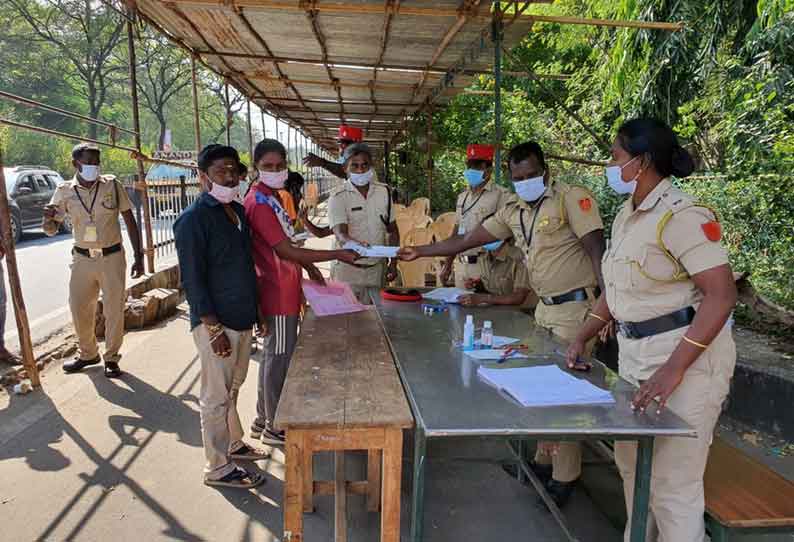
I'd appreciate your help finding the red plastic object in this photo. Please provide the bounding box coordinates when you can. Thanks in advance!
[337,125,363,142]
[381,288,422,302]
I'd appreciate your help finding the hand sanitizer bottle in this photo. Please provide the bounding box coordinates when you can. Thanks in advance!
[481,320,493,348]
[463,314,475,351]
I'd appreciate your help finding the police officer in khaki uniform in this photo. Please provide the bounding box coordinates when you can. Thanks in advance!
[43,143,144,378]
[328,143,398,303]
[399,141,606,507]
[567,119,736,542]
[440,144,509,287]
[457,239,533,307]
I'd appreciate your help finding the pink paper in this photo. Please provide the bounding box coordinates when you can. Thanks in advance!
[302,280,369,317]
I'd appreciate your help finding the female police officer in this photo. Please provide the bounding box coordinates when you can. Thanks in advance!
[566,118,736,542]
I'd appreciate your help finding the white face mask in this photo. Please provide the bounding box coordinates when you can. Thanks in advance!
[349,169,373,187]
[79,164,100,182]
[208,181,240,204]
[606,156,640,195]
[513,175,546,202]
[259,169,288,189]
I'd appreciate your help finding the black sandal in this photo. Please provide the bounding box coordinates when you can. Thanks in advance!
[204,467,265,489]
[104,362,123,378]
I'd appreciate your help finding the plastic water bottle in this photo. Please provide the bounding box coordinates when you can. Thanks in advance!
[481,320,493,348]
[463,315,475,351]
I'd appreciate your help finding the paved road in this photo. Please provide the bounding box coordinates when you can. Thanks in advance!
[3,221,176,351]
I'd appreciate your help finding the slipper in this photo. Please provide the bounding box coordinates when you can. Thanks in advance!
[229,444,271,461]
[204,467,265,489]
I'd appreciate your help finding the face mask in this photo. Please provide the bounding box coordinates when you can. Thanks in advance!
[208,181,240,205]
[606,156,639,195]
[79,164,100,182]
[463,168,485,187]
[335,155,346,165]
[349,169,373,187]
[259,169,288,189]
[513,175,546,202]
[483,240,503,252]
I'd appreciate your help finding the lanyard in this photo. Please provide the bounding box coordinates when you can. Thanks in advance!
[519,197,546,251]
[460,188,486,217]
[73,183,100,221]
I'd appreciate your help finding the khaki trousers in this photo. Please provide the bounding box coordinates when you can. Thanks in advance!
[615,326,735,542]
[193,325,252,481]
[69,250,126,362]
[331,260,384,304]
[453,259,480,289]
[532,297,595,483]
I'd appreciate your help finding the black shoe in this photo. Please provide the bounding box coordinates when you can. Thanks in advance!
[63,356,101,373]
[103,362,123,378]
[542,479,577,509]
[260,428,286,446]
[501,461,553,486]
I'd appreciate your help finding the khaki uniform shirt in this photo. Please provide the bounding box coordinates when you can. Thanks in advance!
[46,175,132,250]
[478,245,530,297]
[328,181,394,284]
[604,178,732,380]
[455,182,509,257]
[482,179,603,297]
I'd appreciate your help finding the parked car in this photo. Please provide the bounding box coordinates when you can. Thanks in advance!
[2,166,69,244]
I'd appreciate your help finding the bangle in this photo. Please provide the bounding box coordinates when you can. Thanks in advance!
[589,312,610,324]
[682,335,708,349]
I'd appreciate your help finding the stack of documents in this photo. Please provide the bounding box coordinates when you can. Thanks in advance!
[302,280,369,317]
[477,365,615,407]
[422,287,472,303]
[342,241,399,258]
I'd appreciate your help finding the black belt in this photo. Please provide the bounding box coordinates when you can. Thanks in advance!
[459,255,479,264]
[541,287,596,306]
[74,243,122,258]
[618,306,696,340]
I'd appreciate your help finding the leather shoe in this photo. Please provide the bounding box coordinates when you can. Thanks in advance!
[542,479,577,509]
[63,356,101,373]
[104,362,123,378]
[501,461,553,486]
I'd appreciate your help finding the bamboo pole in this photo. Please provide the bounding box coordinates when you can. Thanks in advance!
[224,82,231,146]
[493,4,503,184]
[246,100,254,165]
[127,11,155,274]
[426,109,433,209]
[0,149,38,387]
[191,55,202,152]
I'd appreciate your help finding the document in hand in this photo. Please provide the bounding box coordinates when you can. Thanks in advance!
[422,287,473,304]
[342,241,399,258]
[302,280,369,317]
[477,365,615,407]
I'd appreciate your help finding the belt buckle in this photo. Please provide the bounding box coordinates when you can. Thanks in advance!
[618,322,637,339]
[89,248,103,258]
[541,296,553,305]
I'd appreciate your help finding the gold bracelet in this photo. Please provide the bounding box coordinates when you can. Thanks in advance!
[682,335,708,349]
[588,312,610,324]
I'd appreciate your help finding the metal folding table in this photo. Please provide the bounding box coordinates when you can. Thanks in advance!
[370,291,696,542]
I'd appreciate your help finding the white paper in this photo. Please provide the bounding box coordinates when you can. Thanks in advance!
[422,287,473,304]
[342,241,398,258]
[477,365,615,407]
[475,335,520,349]
[292,232,310,242]
[464,349,528,361]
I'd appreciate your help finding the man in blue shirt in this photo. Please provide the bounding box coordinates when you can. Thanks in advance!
[174,144,268,489]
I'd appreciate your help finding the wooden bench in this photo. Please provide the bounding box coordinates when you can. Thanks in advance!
[705,436,794,541]
[275,309,414,542]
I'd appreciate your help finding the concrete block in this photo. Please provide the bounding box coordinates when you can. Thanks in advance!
[147,288,181,321]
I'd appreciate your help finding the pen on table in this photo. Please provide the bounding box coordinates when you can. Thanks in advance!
[498,344,529,363]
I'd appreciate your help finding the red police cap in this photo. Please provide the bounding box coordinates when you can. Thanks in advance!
[466,144,495,161]
[337,125,363,142]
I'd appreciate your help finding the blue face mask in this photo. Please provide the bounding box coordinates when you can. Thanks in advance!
[464,168,485,187]
[513,174,546,202]
[482,240,503,252]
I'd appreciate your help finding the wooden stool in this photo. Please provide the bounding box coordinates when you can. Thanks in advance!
[276,310,413,542]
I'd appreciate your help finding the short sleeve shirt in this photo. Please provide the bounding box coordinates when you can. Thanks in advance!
[244,183,302,316]
[482,179,603,297]
[478,245,531,297]
[455,182,509,256]
[603,178,729,324]
[328,181,393,247]
[48,175,132,249]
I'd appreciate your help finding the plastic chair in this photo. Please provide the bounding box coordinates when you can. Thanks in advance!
[430,212,457,242]
[397,228,437,287]
[409,197,430,218]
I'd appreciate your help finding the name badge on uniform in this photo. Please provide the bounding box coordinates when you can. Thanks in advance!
[458,225,466,235]
[83,222,98,243]
[351,206,363,212]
